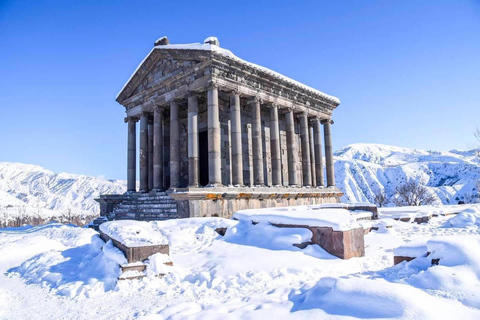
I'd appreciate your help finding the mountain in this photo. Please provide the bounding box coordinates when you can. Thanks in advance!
[335,143,480,205]
[1,143,479,226]
[0,162,126,227]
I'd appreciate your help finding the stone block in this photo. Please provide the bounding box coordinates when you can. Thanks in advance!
[315,226,365,259]
[272,223,364,260]
[100,232,169,263]
[393,256,416,265]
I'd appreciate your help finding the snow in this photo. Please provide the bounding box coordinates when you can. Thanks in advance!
[334,143,480,205]
[100,220,168,247]
[393,239,428,257]
[379,204,480,221]
[117,41,340,105]
[2,142,478,227]
[443,206,480,228]
[0,162,126,226]
[2,209,480,319]
[234,205,360,231]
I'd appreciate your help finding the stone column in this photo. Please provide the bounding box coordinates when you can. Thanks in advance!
[230,92,243,186]
[127,117,137,192]
[188,94,199,187]
[285,109,298,186]
[169,100,180,188]
[270,104,282,186]
[148,120,154,191]
[139,112,149,192]
[251,98,264,186]
[309,124,316,187]
[322,119,335,187]
[153,107,164,191]
[313,118,324,187]
[207,84,222,185]
[300,112,312,186]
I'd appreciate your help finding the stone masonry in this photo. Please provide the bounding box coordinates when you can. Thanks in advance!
[97,36,343,220]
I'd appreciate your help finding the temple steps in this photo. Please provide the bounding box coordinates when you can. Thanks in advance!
[111,192,179,221]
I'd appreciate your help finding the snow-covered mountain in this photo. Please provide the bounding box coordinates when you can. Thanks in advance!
[0,162,126,226]
[0,143,478,226]
[335,143,480,205]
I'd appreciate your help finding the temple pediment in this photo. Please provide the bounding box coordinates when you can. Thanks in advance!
[117,49,209,104]
[116,37,340,114]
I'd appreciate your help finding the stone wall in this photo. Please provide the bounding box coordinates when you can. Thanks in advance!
[170,187,342,218]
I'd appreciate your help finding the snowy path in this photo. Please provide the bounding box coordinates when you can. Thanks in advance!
[1,211,480,319]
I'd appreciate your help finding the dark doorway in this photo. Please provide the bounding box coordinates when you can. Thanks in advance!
[199,130,209,186]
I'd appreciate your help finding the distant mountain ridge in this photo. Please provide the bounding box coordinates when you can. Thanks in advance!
[0,143,479,226]
[0,162,126,226]
[335,143,480,205]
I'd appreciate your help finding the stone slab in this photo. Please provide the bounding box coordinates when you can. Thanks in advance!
[100,231,169,263]
[271,223,364,260]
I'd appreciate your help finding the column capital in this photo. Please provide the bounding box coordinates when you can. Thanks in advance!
[140,111,150,117]
[264,101,278,109]
[229,89,241,97]
[187,91,200,99]
[207,81,219,90]
[124,116,139,123]
[321,119,334,125]
[247,96,262,105]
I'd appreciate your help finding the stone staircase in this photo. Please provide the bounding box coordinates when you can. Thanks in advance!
[110,192,179,221]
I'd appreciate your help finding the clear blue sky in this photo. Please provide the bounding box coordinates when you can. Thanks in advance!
[1,0,479,180]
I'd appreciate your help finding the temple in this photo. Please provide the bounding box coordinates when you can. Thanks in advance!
[97,36,343,220]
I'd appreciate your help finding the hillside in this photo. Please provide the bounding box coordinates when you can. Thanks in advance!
[1,143,478,226]
[0,162,126,226]
[335,143,480,205]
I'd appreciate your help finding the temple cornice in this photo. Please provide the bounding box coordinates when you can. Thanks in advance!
[116,44,340,115]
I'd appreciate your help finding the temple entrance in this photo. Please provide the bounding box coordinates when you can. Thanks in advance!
[199,130,209,186]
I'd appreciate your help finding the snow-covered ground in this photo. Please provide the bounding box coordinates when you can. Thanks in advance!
[2,205,480,319]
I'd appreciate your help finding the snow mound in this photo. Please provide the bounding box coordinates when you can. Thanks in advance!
[294,276,480,318]
[224,220,312,250]
[233,205,360,231]
[100,220,168,247]
[379,235,480,310]
[393,239,428,257]
[8,231,126,298]
[443,207,480,228]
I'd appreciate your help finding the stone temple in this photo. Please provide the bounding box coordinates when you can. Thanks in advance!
[97,36,343,220]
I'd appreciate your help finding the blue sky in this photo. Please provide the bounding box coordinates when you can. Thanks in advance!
[1,0,479,180]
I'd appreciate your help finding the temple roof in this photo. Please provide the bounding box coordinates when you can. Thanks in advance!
[117,37,340,107]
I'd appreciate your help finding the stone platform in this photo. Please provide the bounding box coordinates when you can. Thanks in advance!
[166,186,342,218]
[97,186,342,220]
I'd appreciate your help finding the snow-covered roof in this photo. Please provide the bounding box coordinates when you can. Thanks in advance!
[117,40,340,106]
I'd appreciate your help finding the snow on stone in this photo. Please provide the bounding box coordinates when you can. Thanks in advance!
[443,206,480,228]
[379,204,480,221]
[393,239,428,257]
[99,220,168,247]
[233,205,360,231]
